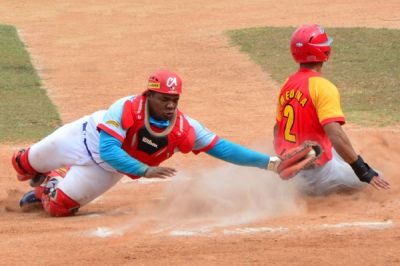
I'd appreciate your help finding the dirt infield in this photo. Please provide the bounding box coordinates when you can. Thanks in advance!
[0,1,399,265]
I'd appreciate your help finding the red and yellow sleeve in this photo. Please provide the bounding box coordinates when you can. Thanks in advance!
[309,77,345,126]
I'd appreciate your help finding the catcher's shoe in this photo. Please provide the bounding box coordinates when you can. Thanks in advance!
[19,184,49,211]
[19,190,42,211]
[19,174,63,212]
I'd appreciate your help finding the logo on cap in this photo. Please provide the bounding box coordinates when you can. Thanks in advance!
[166,77,178,90]
[148,82,160,89]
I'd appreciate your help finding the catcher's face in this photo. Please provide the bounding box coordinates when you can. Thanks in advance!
[147,91,180,121]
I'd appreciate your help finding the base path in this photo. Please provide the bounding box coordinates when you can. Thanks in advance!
[0,1,399,265]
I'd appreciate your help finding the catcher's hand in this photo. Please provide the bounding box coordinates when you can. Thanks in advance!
[275,141,323,180]
[144,166,176,179]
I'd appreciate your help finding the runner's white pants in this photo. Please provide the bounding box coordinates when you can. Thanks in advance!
[298,148,367,195]
[28,117,123,206]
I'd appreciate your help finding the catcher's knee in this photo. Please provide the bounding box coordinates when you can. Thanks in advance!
[41,188,80,217]
[12,148,41,181]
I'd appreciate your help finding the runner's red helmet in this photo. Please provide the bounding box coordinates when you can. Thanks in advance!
[147,70,182,95]
[290,24,333,63]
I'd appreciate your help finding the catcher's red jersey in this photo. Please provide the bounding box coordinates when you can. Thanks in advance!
[274,68,345,165]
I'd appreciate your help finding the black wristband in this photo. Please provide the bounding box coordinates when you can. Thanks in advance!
[349,155,378,183]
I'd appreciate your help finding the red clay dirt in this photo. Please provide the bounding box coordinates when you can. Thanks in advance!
[0,1,399,265]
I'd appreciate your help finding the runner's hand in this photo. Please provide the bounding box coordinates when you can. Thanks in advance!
[370,175,390,190]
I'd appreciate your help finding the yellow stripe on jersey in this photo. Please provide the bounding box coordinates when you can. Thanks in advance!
[276,78,289,122]
[308,77,345,125]
[276,102,281,121]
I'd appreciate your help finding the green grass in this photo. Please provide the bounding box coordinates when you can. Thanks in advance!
[227,27,400,126]
[0,25,61,142]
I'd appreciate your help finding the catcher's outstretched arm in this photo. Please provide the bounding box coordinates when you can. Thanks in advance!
[323,122,390,190]
[206,138,276,170]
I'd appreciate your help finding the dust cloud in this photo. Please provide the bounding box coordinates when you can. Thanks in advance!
[153,164,306,229]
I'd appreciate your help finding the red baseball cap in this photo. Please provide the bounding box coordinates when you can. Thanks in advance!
[147,70,182,94]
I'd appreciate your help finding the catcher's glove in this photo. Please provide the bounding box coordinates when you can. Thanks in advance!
[276,141,323,179]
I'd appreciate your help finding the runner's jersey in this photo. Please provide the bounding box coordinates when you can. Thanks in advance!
[84,96,219,172]
[275,68,345,165]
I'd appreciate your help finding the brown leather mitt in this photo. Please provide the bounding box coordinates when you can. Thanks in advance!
[277,141,323,179]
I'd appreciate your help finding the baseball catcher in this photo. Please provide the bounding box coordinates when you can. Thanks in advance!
[12,70,296,216]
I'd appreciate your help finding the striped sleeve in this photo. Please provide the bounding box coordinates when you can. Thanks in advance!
[309,77,345,126]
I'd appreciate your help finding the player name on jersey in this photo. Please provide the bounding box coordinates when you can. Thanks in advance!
[279,89,308,107]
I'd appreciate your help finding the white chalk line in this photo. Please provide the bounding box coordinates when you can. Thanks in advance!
[167,220,394,237]
[85,220,394,238]
[223,226,289,235]
[320,220,393,229]
[90,227,124,238]
[170,228,211,236]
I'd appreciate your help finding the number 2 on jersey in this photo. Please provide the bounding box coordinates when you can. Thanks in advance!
[283,105,296,142]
